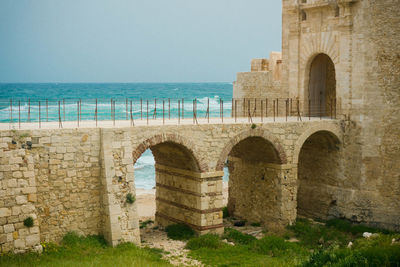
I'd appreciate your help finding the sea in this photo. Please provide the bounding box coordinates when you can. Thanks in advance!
[0,83,232,189]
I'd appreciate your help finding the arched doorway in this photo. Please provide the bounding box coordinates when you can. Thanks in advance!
[307,54,336,117]
[225,136,285,229]
[297,131,342,220]
[132,136,213,233]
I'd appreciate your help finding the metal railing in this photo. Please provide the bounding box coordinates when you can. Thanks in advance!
[0,97,341,129]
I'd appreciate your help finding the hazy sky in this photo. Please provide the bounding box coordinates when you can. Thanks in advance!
[0,1,281,83]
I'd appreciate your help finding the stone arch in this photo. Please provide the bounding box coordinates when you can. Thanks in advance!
[293,123,342,165]
[296,125,343,221]
[215,129,287,171]
[132,133,208,172]
[217,129,289,229]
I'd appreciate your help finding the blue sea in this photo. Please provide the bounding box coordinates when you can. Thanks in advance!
[0,83,231,188]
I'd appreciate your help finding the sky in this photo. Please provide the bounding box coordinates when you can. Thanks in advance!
[0,0,282,83]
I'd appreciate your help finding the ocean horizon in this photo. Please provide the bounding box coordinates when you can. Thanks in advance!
[0,82,232,189]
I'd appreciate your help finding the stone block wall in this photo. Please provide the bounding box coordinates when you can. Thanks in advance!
[0,134,40,253]
[1,120,350,253]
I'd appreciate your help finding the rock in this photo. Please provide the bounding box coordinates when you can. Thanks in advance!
[363,232,372,238]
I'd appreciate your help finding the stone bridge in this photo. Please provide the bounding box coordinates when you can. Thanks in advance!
[0,119,343,252]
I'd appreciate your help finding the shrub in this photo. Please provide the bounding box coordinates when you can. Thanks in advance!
[250,222,261,227]
[251,124,257,129]
[62,232,107,248]
[186,234,223,250]
[165,224,196,240]
[23,217,34,228]
[223,228,256,245]
[126,193,135,204]
[250,235,302,257]
[222,207,229,218]
[140,219,154,229]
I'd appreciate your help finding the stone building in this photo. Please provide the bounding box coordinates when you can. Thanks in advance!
[232,0,400,230]
[0,0,399,253]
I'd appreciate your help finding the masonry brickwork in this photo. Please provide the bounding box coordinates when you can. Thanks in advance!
[0,121,342,252]
[232,0,399,231]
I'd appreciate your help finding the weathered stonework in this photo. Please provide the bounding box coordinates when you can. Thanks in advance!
[0,120,343,252]
[233,0,400,232]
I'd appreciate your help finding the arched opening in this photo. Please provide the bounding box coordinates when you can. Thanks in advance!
[297,131,342,220]
[133,139,202,232]
[226,136,284,228]
[307,54,336,117]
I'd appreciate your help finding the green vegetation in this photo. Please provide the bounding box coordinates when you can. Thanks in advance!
[1,219,399,267]
[165,224,196,240]
[223,228,256,245]
[0,232,172,267]
[251,123,257,129]
[186,218,400,267]
[23,217,34,228]
[250,222,261,227]
[222,206,229,218]
[140,219,154,229]
[126,193,135,204]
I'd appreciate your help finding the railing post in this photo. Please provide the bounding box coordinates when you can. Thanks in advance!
[147,100,149,125]
[77,101,80,127]
[18,100,20,129]
[309,100,311,120]
[130,100,134,126]
[231,98,234,118]
[126,98,128,120]
[285,98,288,122]
[63,99,65,121]
[248,99,250,122]
[178,100,180,125]
[297,99,302,122]
[265,98,268,118]
[273,100,276,122]
[207,98,210,123]
[140,99,143,120]
[28,99,31,123]
[58,101,62,129]
[95,99,98,127]
[182,98,184,120]
[276,98,279,118]
[235,100,237,122]
[222,100,224,123]
[39,101,41,128]
[153,99,157,120]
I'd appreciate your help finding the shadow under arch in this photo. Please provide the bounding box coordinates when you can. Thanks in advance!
[296,128,343,221]
[215,129,287,171]
[132,133,208,172]
[216,129,290,229]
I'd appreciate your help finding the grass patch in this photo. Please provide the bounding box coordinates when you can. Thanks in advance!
[249,236,307,257]
[303,234,400,267]
[0,232,172,267]
[223,228,256,245]
[326,218,392,235]
[287,218,351,248]
[165,224,196,240]
[186,234,223,250]
[250,222,261,227]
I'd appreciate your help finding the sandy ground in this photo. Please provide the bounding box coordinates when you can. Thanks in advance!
[136,182,228,266]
